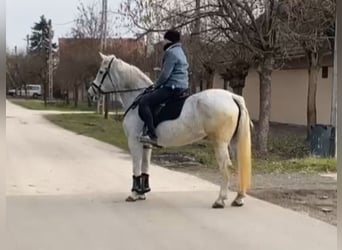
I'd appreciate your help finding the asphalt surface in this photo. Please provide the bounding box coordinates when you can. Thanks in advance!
[6,100,336,250]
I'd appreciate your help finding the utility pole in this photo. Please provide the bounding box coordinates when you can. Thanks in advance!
[101,0,108,51]
[189,0,201,94]
[47,19,54,102]
[26,35,30,54]
[98,0,108,115]
[194,0,201,36]
[331,20,337,158]
[101,0,110,119]
[14,46,19,96]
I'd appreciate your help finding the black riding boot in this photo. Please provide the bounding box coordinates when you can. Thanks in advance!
[141,173,151,193]
[131,175,143,194]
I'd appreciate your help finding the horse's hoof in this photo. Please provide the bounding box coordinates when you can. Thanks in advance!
[125,196,137,202]
[137,195,146,201]
[231,200,244,207]
[125,194,146,202]
[212,202,225,209]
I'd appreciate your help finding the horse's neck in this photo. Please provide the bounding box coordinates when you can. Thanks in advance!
[112,64,152,110]
[119,91,144,111]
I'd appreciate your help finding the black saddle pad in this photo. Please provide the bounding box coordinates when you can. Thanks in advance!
[127,88,190,129]
[152,95,189,127]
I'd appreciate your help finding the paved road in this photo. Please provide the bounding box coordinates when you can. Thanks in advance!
[6,100,336,250]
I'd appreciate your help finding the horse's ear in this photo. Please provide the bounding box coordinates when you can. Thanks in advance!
[99,52,105,60]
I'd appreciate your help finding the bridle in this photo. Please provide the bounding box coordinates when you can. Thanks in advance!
[91,58,146,95]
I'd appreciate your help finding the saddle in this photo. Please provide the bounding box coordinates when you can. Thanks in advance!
[126,88,190,129]
[150,88,190,127]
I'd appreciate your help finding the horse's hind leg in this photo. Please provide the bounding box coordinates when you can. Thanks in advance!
[212,142,231,209]
[228,139,246,207]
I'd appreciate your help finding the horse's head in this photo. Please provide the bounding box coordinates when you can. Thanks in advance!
[88,52,118,99]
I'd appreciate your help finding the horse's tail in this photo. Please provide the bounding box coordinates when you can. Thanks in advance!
[231,94,252,194]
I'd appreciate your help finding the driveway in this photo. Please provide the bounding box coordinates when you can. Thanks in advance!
[6,100,336,250]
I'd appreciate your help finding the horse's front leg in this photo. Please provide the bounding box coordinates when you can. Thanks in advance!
[125,137,146,202]
[141,144,152,193]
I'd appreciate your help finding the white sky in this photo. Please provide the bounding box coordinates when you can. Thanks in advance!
[6,0,124,52]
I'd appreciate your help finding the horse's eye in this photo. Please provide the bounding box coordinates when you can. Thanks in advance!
[99,70,104,74]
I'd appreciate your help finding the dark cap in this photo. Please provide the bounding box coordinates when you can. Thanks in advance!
[164,30,180,43]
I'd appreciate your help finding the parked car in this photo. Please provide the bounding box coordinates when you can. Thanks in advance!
[7,84,42,98]
[7,88,16,96]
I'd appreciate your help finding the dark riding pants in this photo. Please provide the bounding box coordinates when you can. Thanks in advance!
[138,87,183,138]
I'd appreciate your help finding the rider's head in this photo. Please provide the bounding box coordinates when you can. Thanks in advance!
[164,29,180,44]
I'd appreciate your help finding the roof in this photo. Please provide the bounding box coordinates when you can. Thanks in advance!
[58,37,146,62]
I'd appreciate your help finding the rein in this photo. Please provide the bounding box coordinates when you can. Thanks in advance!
[91,83,146,95]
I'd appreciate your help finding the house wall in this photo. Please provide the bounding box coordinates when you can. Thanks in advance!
[213,67,333,125]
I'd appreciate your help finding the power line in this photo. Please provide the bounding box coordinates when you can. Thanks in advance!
[54,20,76,26]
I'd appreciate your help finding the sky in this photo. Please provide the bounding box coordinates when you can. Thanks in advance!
[6,0,123,52]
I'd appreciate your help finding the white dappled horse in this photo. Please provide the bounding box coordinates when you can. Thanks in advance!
[88,53,252,208]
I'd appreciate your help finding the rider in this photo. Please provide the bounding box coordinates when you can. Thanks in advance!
[138,29,189,145]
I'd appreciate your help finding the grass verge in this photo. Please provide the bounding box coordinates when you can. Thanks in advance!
[10,99,96,111]
[45,113,337,174]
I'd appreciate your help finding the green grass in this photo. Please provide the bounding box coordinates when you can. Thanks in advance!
[252,157,336,174]
[45,113,337,174]
[46,113,128,150]
[10,99,96,111]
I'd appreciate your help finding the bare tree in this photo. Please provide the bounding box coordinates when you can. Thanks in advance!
[70,1,114,39]
[119,0,228,92]
[200,41,254,95]
[29,52,50,99]
[286,0,335,137]
[7,51,47,98]
[181,37,218,90]
[56,39,101,107]
[66,1,117,113]
[204,0,293,155]
[6,52,25,91]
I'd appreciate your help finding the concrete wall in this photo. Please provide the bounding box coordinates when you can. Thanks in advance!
[213,67,333,125]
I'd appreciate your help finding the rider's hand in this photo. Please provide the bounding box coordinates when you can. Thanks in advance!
[146,84,155,91]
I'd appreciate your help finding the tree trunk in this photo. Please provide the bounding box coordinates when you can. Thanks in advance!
[43,81,47,107]
[24,83,28,100]
[66,90,70,105]
[232,86,243,96]
[87,94,92,107]
[200,79,204,91]
[104,94,109,119]
[190,74,197,94]
[222,63,249,95]
[306,51,320,138]
[188,0,201,94]
[229,77,246,96]
[205,68,215,89]
[223,79,229,90]
[257,56,274,156]
[74,85,79,108]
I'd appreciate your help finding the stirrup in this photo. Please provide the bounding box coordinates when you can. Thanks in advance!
[138,135,162,148]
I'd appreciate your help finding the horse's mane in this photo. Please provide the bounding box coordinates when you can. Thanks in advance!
[114,57,154,86]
